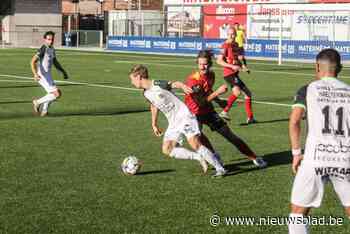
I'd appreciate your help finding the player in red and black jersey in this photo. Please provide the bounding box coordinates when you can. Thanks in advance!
[216,26,256,124]
[184,50,267,168]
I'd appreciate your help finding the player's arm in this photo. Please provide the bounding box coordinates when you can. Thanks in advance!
[170,81,193,94]
[216,54,241,72]
[289,85,307,174]
[30,54,40,81]
[53,57,69,79]
[207,85,227,102]
[150,104,162,137]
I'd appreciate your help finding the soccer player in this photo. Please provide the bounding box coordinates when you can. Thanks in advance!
[288,49,350,234]
[129,65,226,177]
[233,22,249,73]
[31,31,69,116]
[216,26,256,124]
[184,50,267,168]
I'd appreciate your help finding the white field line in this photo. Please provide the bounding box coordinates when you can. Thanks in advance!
[0,73,292,107]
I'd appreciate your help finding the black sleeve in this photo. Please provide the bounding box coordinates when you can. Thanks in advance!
[36,45,46,60]
[153,80,171,90]
[293,85,308,109]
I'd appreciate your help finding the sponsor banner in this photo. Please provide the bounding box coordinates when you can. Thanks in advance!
[164,0,308,5]
[108,36,350,60]
[247,4,350,41]
[310,0,350,2]
[108,36,211,54]
[245,39,350,59]
[203,4,247,39]
[166,6,201,37]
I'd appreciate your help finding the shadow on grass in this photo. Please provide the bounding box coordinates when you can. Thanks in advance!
[0,108,149,120]
[224,150,291,177]
[137,169,175,175]
[0,100,32,104]
[52,108,149,117]
[239,118,289,126]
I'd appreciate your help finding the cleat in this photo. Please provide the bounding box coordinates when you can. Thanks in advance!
[253,157,267,168]
[212,169,227,178]
[247,118,257,125]
[32,100,40,115]
[199,157,208,174]
[40,111,48,117]
[219,111,231,121]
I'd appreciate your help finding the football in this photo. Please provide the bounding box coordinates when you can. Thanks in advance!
[121,156,141,175]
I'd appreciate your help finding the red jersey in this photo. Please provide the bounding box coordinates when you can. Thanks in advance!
[220,40,240,77]
[184,71,215,115]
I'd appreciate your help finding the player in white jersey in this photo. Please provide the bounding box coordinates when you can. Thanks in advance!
[288,49,350,234]
[129,65,226,177]
[30,31,69,116]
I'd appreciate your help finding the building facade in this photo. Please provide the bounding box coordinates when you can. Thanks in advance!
[1,0,62,47]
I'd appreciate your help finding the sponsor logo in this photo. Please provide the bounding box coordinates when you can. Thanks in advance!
[314,167,350,180]
[316,142,350,154]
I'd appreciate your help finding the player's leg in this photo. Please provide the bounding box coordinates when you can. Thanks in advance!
[239,81,256,124]
[330,176,350,219]
[289,164,325,234]
[196,114,223,164]
[187,134,226,176]
[220,76,241,120]
[162,129,208,173]
[40,89,61,116]
[33,75,60,116]
[216,125,267,168]
[289,204,311,234]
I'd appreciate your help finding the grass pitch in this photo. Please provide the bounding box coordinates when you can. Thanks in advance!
[0,48,349,233]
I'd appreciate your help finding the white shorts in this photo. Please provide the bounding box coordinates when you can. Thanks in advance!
[38,73,58,93]
[291,162,350,208]
[163,115,201,144]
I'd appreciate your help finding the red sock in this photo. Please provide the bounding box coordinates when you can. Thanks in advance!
[224,94,237,112]
[245,97,253,119]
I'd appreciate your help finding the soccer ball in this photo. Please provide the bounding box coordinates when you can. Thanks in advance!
[121,156,141,175]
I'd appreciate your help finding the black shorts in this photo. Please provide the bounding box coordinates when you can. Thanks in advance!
[224,74,249,94]
[196,112,226,132]
[237,47,245,56]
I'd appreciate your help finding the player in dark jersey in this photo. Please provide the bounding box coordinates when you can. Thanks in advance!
[216,26,256,124]
[30,31,68,116]
[184,50,267,168]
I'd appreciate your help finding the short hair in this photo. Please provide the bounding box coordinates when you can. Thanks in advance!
[129,65,149,79]
[43,31,55,39]
[316,48,342,74]
[197,50,213,68]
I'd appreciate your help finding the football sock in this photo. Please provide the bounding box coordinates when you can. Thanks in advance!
[245,97,253,119]
[288,213,308,234]
[214,152,222,163]
[41,101,52,113]
[169,147,201,161]
[243,58,247,66]
[197,145,225,171]
[37,93,56,105]
[233,137,255,157]
[223,94,237,112]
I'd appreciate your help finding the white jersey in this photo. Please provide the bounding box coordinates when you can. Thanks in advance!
[36,45,56,75]
[143,80,194,125]
[293,77,350,168]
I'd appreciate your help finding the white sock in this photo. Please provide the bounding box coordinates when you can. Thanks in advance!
[37,93,56,105]
[288,213,308,234]
[169,147,201,161]
[41,101,52,113]
[214,152,223,164]
[197,145,225,171]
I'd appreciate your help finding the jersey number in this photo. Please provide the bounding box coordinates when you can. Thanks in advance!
[321,106,345,136]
